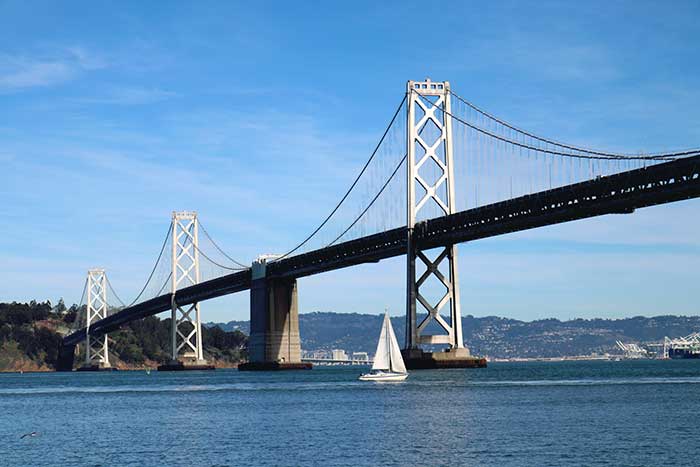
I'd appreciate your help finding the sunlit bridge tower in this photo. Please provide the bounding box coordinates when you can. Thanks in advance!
[158,211,214,371]
[78,268,112,371]
[403,79,485,369]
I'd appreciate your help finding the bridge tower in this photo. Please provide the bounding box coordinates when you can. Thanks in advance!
[158,211,213,371]
[78,268,112,371]
[403,79,485,369]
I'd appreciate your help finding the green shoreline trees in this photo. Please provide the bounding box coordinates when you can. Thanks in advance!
[0,301,247,370]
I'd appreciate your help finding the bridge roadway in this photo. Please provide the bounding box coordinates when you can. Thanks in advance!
[63,155,700,346]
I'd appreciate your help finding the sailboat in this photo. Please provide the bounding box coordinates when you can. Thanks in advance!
[359,311,408,382]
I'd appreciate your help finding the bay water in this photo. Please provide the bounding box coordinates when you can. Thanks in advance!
[1,360,699,466]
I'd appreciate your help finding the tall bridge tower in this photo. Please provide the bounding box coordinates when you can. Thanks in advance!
[403,79,484,368]
[158,211,213,371]
[80,268,112,370]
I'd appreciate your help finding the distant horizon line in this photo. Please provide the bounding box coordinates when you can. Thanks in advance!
[204,310,700,324]
[5,299,696,325]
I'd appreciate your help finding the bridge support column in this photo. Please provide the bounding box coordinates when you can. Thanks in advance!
[239,258,311,371]
[158,211,214,371]
[56,343,76,372]
[403,79,486,369]
[78,269,115,371]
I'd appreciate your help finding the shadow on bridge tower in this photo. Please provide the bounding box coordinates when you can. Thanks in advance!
[238,256,311,371]
[402,79,486,369]
[158,211,214,371]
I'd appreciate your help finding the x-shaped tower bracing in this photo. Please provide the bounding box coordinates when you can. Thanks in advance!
[85,268,111,368]
[406,79,464,350]
[170,211,205,363]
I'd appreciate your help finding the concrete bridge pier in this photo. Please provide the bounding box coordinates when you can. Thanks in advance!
[56,343,76,372]
[238,258,311,371]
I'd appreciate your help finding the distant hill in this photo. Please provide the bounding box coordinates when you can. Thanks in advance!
[9,299,697,370]
[207,312,700,358]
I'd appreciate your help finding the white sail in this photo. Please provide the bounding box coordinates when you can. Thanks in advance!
[371,312,406,374]
[360,312,409,381]
[387,314,407,374]
[371,313,390,371]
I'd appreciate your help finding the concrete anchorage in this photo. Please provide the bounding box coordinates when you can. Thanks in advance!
[158,211,214,371]
[238,257,311,371]
[78,269,115,371]
[403,79,486,369]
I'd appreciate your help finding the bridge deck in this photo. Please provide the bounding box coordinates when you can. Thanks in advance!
[64,155,700,346]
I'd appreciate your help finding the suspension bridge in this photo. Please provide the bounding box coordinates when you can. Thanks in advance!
[60,79,700,371]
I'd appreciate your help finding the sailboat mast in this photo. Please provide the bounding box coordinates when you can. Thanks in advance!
[385,311,391,369]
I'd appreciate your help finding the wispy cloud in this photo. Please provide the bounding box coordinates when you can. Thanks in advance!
[0,47,107,91]
[76,86,177,105]
[0,57,73,89]
[453,26,621,84]
[64,46,108,70]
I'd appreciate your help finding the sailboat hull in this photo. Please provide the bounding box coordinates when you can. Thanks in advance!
[361,312,408,382]
[358,372,408,382]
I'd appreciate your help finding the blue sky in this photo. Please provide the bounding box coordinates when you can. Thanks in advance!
[1,1,699,323]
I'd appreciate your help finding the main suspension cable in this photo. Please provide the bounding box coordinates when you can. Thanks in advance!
[71,278,89,332]
[450,90,700,159]
[124,223,173,307]
[273,94,407,262]
[417,91,697,161]
[328,153,407,247]
[105,276,126,308]
[77,276,88,308]
[189,237,247,272]
[156,272,172,296]
[198,221,249,268]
